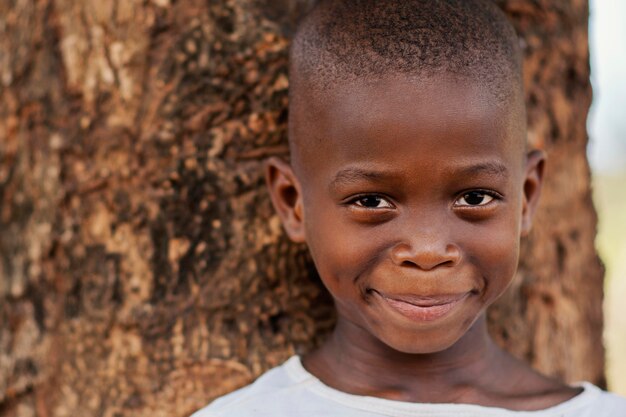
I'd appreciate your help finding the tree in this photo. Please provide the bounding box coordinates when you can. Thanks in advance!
[0,0,602,416]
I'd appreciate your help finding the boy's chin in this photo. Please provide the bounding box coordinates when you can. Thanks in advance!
[368,315,486,356]
[376,329,468,355]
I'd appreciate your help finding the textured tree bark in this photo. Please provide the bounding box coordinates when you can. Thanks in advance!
[0,0,602,416]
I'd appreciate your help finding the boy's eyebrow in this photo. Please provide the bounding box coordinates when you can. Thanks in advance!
[329,162,509,189]
[456,161,509,178]
[329,168,397,189]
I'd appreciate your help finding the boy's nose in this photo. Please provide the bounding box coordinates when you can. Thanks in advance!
[389,239,461,271]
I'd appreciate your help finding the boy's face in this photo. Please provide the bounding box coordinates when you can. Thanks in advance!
[267,75,544,354]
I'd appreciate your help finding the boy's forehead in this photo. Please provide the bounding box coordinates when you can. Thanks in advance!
[321,75,505,122]
[288,74,526,171]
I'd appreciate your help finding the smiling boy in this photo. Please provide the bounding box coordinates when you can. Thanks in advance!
[192,0,626,415]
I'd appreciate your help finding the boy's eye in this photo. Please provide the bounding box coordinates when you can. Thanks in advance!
[352,195,393,209]
[455,191,495,206]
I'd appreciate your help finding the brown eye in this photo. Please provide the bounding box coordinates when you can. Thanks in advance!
[353,195,393,209]
[456,191,494,206]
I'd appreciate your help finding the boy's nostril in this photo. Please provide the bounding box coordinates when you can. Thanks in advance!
[391,241,461,270]
[401,259,418,268]
[407,258,455,271]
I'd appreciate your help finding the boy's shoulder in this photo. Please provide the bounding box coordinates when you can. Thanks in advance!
[190,356,626,417]
[584,388,626,417]
[190,356,319,417]
[190,355,383,417]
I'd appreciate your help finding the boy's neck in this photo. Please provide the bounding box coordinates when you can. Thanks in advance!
[302,314,578,409]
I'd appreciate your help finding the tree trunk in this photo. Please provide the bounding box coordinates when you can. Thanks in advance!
[0,0,602,416]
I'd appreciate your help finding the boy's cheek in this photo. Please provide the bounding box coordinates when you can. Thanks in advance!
[306,218,371,274]
[462,223,521,297]
[304,213,382,288]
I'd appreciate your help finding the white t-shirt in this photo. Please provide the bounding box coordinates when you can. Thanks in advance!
[192,356,626,417]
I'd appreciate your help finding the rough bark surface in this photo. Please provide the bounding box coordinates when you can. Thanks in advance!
[0,0,602,416]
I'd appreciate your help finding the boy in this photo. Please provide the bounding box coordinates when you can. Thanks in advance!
[193,0,626,415]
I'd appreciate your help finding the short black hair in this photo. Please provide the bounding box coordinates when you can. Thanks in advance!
[289,0,522,104]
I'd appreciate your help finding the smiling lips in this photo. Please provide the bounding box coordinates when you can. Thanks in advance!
[372,290,471,322]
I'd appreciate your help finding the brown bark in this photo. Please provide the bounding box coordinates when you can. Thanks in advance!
[0,0,602,416]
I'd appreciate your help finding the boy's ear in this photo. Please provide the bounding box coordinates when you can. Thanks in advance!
[521,149,546,236]
[264,157,306,243]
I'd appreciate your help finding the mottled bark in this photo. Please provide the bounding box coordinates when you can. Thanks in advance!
[0,0,602,416]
